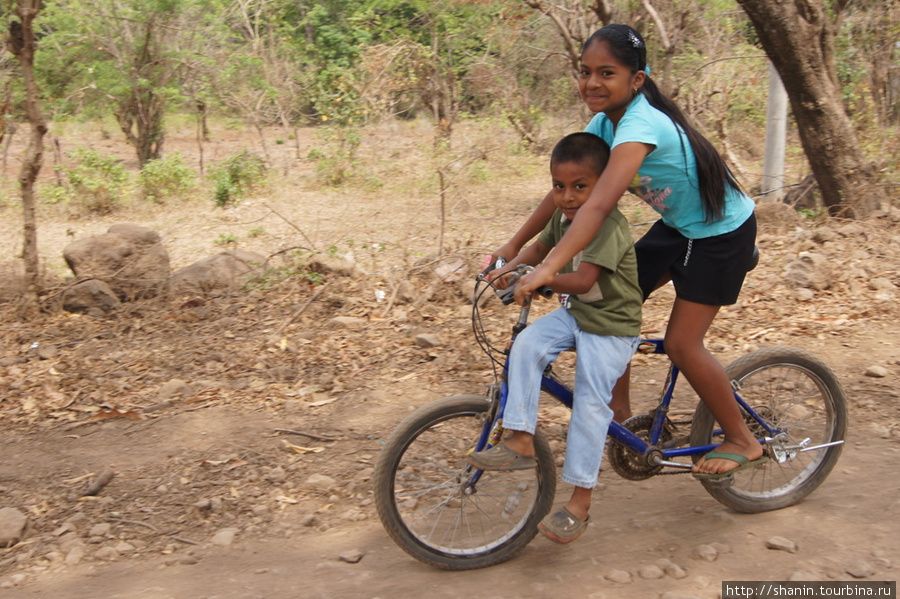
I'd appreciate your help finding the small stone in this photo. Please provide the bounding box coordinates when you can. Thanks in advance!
[865,365,889,378]
[846,561,875,579]
[158,379,189,399]
[414,333,443,348]
[180,555,200,565]
[329,317,366,330]
[88,522,112,538]
[637,564,665,579]
[211,528,238,547]
[266,467,287,483]
[300,514,317,527]
[305,474,337,491]
[94,546,120,560]
[605,569,632,584]
[65,545,85,566]
[693,543,718,562]
[0,508,28,547]
[765,536,798,553]
[114,541,136,553]
[339,549,364,564]
[657,558,687,579]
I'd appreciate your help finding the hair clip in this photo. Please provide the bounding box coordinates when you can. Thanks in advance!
[644,65,651,75]
[628,32,643,48]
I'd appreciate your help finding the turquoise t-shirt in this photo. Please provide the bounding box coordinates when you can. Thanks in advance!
[584,94,754,239]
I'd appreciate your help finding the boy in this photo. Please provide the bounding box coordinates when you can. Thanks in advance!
[467,132,642,543]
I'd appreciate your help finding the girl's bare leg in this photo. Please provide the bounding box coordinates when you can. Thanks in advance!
[664,297,762,475]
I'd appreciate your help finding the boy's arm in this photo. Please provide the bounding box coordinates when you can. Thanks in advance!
[493,240,551,289]
[491,191,555,262]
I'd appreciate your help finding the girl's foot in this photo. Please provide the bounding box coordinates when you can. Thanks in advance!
[693,439,764,475]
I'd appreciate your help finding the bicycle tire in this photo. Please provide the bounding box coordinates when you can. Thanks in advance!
[689,346,847,513]
[373,395,556,570]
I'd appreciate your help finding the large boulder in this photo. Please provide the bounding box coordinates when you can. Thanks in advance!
[63,224,170,301]
[170,249,267,293]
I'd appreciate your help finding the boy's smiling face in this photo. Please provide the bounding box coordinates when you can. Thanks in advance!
[550,159,601,221]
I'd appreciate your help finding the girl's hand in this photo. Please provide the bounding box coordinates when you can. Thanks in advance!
[513,265,555,305]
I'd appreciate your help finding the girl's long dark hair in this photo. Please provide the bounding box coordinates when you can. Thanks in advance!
[585,24,741,222]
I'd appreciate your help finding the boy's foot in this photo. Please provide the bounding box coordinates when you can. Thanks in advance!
[466,443,536,471]
[538,507,589,544]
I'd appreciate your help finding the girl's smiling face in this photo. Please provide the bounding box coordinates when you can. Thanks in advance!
[550,159,601,221]
[578,39,645,125]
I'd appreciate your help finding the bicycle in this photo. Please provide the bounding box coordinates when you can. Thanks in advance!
[373,263,847,570]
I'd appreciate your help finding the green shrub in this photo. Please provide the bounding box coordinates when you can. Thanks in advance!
[61,148,130,214]
[138,152,196,203]
[208,150,267,207]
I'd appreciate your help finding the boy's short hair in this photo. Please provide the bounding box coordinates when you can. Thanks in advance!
[550,132,611,177]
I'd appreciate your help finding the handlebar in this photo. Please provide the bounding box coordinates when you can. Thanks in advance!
[479,258,553,305]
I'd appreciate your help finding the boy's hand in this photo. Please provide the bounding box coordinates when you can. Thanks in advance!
[490,243,520,266]
[514,265,555,305]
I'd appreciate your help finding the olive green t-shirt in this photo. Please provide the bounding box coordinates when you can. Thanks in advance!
[538,208,642,337]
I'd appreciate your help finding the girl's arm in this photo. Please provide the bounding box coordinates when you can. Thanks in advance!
[514,142,651,304]
[549,262,602,296]
[492,190,556,262]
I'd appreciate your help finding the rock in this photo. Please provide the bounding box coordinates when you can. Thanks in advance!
[846,560,875,579]
[307,255,360,278]
[605,569,632,584]
[328,316,366,330]
[170,249,266,293]
[211,528,238,547]
[415,333,443,348]
[114,541,136,553]
[265,467,287,483]
[89,522,112,537]
[765,536,798,553]
[784,252,832,291]
[158,379,189,399]
[94,546,120,560]
[65,545,85,566]
[62,279,121,314]
[637,564,665,579]
[692,543,718,562]
[305,474,338,491]
[0,508,28,547]
[864,365,889,378]
[870,278,896,292]
[64,224,170,300]
[657,558,687,579]
[338,549,364,564]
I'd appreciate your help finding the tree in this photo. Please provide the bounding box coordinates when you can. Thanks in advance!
[39,0,210,166]
[6,0,46,313]
[737,0,879,217]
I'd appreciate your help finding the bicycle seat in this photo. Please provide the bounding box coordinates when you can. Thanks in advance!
[746,246,759,272]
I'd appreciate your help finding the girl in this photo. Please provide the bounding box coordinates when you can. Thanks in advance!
[497,24,764,479]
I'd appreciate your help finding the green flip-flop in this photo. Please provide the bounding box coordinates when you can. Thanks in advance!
[692,450,769,480]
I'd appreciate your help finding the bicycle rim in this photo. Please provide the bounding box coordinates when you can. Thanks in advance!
[374,396,555,569]
[692,347,846,512]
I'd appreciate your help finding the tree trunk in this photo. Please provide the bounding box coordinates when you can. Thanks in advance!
[8,1,47,313]
[737,0,878,218]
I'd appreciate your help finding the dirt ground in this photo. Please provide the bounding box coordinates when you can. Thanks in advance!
[0,120,898,598]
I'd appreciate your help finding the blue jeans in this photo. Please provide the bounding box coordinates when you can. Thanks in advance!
[504,308,638,489]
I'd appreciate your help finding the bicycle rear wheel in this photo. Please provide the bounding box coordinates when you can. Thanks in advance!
[689,346,847,513]
[373,395,556,570]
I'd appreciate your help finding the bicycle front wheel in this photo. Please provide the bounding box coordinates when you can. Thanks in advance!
[373,395,556,570]
[689,347,847,513]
